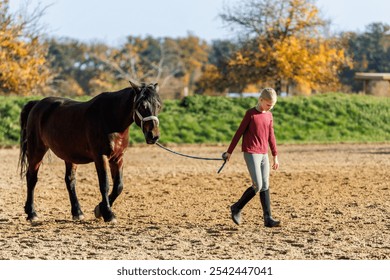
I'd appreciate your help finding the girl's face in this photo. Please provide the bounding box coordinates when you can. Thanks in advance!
[258,98,276,112]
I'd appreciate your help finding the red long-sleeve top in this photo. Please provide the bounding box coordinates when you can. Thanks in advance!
[227,107,278,156]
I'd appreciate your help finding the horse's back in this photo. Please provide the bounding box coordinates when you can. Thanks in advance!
[26,97,95,163]
[33,97,84,112]
[27,97,88,134]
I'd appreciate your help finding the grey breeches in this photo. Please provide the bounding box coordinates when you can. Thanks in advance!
[243,152,270,193]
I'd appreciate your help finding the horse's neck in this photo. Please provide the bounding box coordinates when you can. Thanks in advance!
[96,89,135,132]
[116,90,136,131]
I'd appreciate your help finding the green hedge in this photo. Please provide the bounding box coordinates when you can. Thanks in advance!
[1,93,389,146]
[273,93,390,143]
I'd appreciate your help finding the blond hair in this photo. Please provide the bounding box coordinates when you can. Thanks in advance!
[259,88,277,103]
[255,88,277,111]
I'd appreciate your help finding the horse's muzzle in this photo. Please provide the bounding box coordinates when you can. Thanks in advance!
[145,132,160,144]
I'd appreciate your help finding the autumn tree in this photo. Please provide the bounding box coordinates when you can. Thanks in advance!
[0,0,51,95]
[48,38,118,96]
[88,35,209,98]
[195,40,239,94]
[175,35,209,92]
[88,36,183,97]
[202,0,349,94]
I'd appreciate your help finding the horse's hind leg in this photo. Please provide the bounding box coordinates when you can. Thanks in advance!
[24,146,47,221]
[65,162,84,220]
[25,167,40,221]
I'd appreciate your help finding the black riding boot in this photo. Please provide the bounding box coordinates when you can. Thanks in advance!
[230,187,256,225]
[260,190,280,227]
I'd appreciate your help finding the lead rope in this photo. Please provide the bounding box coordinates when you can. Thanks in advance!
[155,142,227,173]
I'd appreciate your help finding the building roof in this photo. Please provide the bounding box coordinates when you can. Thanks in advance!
[355,72,390,80]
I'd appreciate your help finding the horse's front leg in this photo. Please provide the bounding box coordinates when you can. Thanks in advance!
[109,157,124,207]
[94,155,117,223]
[64,162,84,220]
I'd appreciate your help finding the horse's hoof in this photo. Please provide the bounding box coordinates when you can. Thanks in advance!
[94,205,102,219]
[106,217,117,224]
[27,213,38,222]
[72,214,85,221]
[103,212,117,223]
[104,217,118,225]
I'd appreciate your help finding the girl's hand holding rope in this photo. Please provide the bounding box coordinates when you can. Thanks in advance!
[222,152,231,162]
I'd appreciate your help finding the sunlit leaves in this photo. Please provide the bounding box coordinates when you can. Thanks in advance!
[0,0,50,95]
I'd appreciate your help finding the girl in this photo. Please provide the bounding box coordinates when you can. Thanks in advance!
[223,88,280,227]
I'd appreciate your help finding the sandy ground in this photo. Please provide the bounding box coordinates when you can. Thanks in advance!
[0,143,389,260]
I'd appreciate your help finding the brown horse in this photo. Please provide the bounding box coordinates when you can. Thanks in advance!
[19,81,162,223]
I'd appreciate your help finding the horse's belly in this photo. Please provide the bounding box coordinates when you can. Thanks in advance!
[51,148,94,164]
[47,140,94,164]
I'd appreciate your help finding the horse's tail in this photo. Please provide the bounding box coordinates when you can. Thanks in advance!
[19,100,39,178]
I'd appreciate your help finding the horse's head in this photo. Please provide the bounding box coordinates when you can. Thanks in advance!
[130,81,162,144]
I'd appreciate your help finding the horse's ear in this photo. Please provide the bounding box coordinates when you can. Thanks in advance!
[129,80,139,92]
[153,83,159,92]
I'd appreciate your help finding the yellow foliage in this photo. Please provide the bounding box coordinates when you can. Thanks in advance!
[242,84,260,93]
[272,36,347,91]
[0,0,51,95]
[195,64,224,93]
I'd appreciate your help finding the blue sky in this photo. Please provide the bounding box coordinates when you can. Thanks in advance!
[9,0,390,45]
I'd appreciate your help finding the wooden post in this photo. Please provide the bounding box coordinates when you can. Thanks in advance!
[363,80,368,94]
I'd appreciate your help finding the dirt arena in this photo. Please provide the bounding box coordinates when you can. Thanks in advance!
[0,143,389,260]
